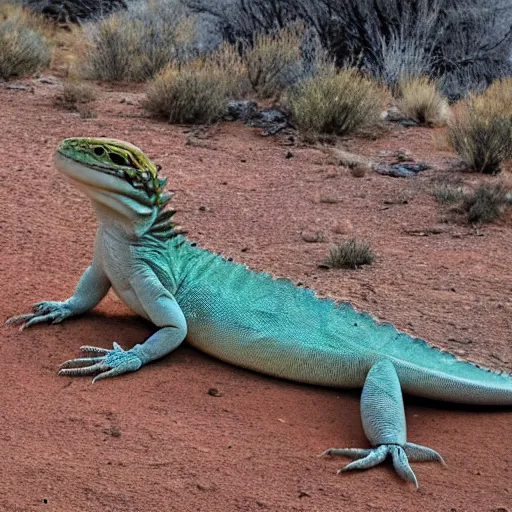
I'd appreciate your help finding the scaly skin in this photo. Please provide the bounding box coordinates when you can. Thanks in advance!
[6,138,512,488]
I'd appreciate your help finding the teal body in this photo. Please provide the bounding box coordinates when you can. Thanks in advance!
[144,234,512,405]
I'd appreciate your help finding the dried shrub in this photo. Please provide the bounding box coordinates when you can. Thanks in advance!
[447,94,512,174]
[0,11,51,79]
[432,184,464,204]
[462,182,509,223]
[243,22,304,98]
[481,77,512,120]
[396,76,450,126]
[55,81,96,109]
[206,41,249,98]
[188,0,512,101]
[81,2,198,82]
[322,239,375,269]
[80,15,140,81]
[144,59,231,124]
[0,3,52,34]
[288,68,387,135]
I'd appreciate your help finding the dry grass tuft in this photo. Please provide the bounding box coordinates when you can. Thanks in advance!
[396,76,450,126]
[205,42,249,99]
[447,94,512,175]
[322,239,375,269]
[0,5,51,79]
[81,10,197,82]
[145,59,231,124]
[481,78,512,120]
[55,80,97,109]
[461,182,509,223]
[432,184,464,204]
[288,68,388,136]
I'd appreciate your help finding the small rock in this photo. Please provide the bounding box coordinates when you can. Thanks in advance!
[301,231,321,243]
[350,165,366,178]
[285,151,294,159]
[38,77,61,85]
[207,387,224,397]
[333,220,353,234]
[320,195,339,204]
[325,167,338,179]
[226,100,257,121]
[198,206,210,212]
[298,490,311,498]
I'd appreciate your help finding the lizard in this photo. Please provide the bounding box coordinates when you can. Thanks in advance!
[6,137,512,488]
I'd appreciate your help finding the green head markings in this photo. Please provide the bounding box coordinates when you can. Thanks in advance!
[57,137,169,207]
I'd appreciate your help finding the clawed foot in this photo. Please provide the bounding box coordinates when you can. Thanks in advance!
[59,342,142,383]
[320,442,445,488]
[5,301,72,330]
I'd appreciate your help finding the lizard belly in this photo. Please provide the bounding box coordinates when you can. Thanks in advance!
[111,285,150,320]
[99,230,150,321]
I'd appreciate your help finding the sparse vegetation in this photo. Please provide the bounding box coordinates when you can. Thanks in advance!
[0,8,51,79]
[481,77,512,120]
[205,41,249,98]
[144,58,232,124]
[81,2,198,82]
[187,0,512,100]
[432,184,464,204]
[288,68,387,135]
[322,239,375,269]
[447,94,512,174]
[55,80,96,109]
[461,182,509,223]
[396,76,449,126]
[243,23,304,98]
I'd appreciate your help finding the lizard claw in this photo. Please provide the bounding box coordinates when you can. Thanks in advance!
[321,442,445,488]
[6,301,72,330]
[59,342,143,383]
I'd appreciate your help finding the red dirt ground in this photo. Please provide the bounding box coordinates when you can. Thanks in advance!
[1,78,511,512]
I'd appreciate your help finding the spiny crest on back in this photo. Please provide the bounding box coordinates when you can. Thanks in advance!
[58,137,169,207]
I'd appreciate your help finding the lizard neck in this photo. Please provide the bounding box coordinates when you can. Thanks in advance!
[92,200,159,241]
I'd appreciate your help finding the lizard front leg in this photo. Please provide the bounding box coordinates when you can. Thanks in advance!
[321,359,445,487]
[59,265,187,382]
[6,263,111,330]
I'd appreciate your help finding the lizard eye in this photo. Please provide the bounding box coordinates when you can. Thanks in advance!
[94,146,105,156]
[109,153,127,166]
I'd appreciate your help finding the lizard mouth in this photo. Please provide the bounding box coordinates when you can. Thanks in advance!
[55,151,147,190]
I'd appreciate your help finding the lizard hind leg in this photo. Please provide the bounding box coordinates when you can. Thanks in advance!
[321,359,445,488]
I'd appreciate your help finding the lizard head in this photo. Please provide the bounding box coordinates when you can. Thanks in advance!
[54,137,173,237]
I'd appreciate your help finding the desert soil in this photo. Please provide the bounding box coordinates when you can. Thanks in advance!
[1,78,511,512]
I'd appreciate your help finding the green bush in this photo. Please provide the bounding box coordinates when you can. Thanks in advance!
[288,68,387,135]
[0,17,51,79]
